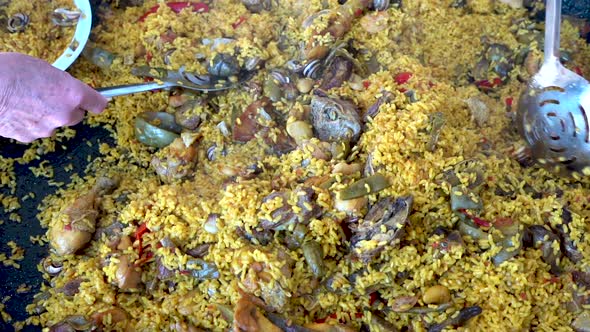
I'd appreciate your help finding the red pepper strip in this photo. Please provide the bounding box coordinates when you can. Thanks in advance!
[575,66,584,76]
[137,244,155,259]
[368,292,378,306]
[145,50,153,64]
[315,313,338,324]
[134,222,150,257]
[64,224,72,231]
[232,16,247,29]
[138,2,210,22]
[475,80,493,88]
[458,209,491,228]
[362,80,371,89]
[354,8,363,17]
[475,77,503,89]
[544,276,560,284]
[505,97,513,107]
[137,238,144,257]
[394,72,413,85]
[135,222,150,239]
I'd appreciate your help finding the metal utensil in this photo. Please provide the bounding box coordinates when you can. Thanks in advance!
[516,0,590,175]
[96,66,256,98]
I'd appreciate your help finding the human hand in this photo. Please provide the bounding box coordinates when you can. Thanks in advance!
[0,52,107,143]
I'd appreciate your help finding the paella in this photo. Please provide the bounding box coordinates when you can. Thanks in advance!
[2,0,590,331]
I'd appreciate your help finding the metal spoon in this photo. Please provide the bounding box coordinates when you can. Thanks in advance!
[96,66,255,98]
[516,0,590,176]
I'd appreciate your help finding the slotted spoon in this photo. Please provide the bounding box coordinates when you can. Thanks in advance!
[516,0,590,175]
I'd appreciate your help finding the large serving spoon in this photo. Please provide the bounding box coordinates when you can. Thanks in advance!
[96,66,256,98]
[516,0,590,175]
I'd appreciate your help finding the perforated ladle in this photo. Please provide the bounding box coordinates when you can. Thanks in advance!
[516,0,590,175]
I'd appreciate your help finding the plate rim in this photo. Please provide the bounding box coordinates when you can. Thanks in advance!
[51,0,92,71]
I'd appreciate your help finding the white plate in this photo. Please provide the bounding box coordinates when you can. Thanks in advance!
[51,0,92,71]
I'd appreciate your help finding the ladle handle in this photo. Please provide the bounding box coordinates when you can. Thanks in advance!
[544,0,562,63]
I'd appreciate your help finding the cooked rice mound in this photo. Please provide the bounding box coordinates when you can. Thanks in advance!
[0,0,76,63]
[10,0,590,331]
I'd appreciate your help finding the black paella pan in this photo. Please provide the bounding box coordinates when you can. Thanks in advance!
[0,1,589,331]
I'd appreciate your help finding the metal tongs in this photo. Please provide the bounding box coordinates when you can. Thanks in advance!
[96,66,255,99]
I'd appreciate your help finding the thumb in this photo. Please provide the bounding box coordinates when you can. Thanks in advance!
[77,81,108,114]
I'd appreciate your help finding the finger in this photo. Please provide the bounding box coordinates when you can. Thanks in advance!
[13,137,35,144]
[44,107,85,129]
[62,108,85,127]
[76,82,108,115]
[37,128,57,139]
[7,131,36,144]
[0,122,35,143]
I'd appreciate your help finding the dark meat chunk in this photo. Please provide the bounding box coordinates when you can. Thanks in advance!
[319,56,353,90]
[310,95,361,143]
[523,225,562,274]
[350,196,413,262]
[553,207,583,263]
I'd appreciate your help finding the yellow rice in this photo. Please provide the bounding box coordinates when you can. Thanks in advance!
[2,0,590,331]
[0,0,76,63]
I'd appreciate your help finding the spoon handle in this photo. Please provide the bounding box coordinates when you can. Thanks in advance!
[96,81,175,99]
[544,0,562,63]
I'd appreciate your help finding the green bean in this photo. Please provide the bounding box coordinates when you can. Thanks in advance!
[338,173,390,200]
[492,233,522,266]
[427,112,445,152]
[292,223,308,247]
[264,76,283,102]
[302,240,326,278]
[439,159,484,189]
[450,185,483,212]
[186,259,220,280]
[457,219,488,241]
[135,112,182,148]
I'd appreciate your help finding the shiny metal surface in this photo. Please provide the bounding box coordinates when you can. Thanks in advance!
[516,0,590,175]
[96,67,256,98]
